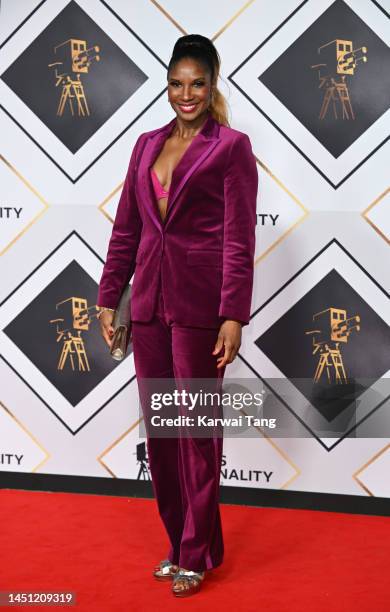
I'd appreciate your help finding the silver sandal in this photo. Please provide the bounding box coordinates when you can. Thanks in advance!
[153,558,179,581]
[172,568,205,597]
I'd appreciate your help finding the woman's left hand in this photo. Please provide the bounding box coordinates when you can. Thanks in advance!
[212,320,242,369]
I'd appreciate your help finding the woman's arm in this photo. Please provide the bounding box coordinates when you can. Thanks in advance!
[97,134,144,310]
[213,132,258,368]
[218,132,258,326]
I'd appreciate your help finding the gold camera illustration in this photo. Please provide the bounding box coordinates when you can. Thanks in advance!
[311,39,367,120]
[50,297,99,372]
[306,307,361,384]
[48,38,101,117]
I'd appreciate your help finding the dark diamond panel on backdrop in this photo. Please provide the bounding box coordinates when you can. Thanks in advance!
[1,0,148,153]
[255,269,390,421]
[4,260,126,406]
[259,0,390,157]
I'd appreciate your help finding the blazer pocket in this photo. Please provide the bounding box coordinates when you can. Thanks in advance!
[186,248,223,267]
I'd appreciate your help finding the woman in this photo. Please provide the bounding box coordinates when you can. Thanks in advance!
[97,34,258,597]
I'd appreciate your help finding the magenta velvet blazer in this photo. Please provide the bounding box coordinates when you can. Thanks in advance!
[97,110,258,328]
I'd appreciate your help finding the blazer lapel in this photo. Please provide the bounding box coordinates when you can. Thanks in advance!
[138,111,220,230]
[138,117,175,231]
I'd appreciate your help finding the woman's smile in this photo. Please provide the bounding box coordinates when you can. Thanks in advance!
[177,103,198,113]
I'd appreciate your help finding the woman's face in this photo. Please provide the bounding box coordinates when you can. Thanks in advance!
[168,58,212,122]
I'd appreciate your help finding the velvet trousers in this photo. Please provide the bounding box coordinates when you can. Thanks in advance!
[131,274,226,572]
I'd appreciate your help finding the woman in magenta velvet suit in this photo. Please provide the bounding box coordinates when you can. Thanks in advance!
[97,35,258,597]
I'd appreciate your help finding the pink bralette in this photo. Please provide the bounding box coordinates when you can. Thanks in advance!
[150,167,169,199]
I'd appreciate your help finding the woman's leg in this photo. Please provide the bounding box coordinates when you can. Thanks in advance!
[131,292,183,565]
[171,324,226,572]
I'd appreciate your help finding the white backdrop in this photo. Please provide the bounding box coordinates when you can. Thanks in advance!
[0,0,389,502]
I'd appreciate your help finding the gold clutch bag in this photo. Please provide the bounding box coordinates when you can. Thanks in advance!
[110,284,132,361]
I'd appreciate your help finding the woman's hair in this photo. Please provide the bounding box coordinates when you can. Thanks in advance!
[167,34,230,127]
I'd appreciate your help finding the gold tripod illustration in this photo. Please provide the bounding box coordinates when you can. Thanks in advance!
[318,76,354,120]
[306,307,360,384]
[56,74,89,117]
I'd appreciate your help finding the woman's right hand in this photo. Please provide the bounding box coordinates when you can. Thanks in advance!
[99,310,115,348]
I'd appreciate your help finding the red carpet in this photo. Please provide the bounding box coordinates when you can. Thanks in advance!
[0,489,388,611]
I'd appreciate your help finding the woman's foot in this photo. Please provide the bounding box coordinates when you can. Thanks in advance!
[172,568,205,597]
[153,558,179,581]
